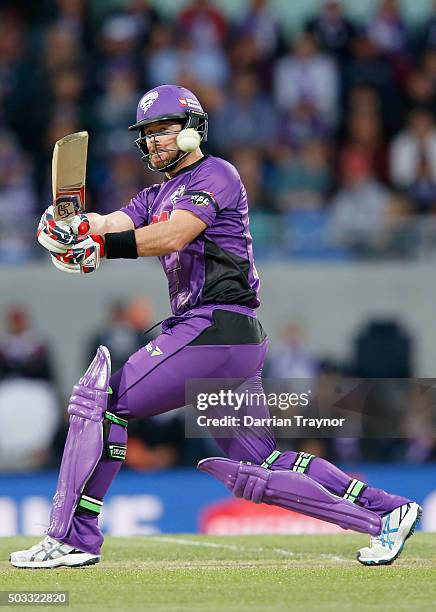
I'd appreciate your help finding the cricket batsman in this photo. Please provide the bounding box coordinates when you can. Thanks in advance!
[10,85,421,568]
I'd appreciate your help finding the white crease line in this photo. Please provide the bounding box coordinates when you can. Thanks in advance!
[152,536,294,557]
[319,553,347,562]
[153,536,240,551]
[271,548,295,557]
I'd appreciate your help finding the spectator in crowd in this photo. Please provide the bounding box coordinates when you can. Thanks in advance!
[43,22,85,74]
[87,297,156,373]
[268,140,330,212]
[328,149,391,252]
[306,0,356,62]
[339,104,388,182]
[0,304,58,471]
[229,148,268,210]
[210,70,275,152]
[237,0,282,60]
[274,32,339,127]
[148,32,228,89]
[389,107,436,212]
[404,69,436,112]
[96,150,147,214]
[367,0,408,56]
[266,321,318,379]
[0,131,37,261]
[352,319,413,460]
[146,24,178,87]
[55,0,87,36]
[95,68,140,139]
[401,389,436,462]
[278,100,331,151]
[346,82,382,116]
[0,305,53,381]
[178,0,228,49]
[227,32,273,89]
[420,0,436,50]
[115,0,161,48]
[343,32,400,133]
[0,377,59,471]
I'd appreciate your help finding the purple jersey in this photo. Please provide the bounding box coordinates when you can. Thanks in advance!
[120,155,260,316]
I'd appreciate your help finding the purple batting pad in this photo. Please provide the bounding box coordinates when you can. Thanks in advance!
[198,457,382,536]
[48,346,111,540]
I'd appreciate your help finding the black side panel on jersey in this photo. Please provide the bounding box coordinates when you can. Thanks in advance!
[202,238,257,307]
[190,309,267,345]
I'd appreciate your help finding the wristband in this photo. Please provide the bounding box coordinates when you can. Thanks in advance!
[104,230,138,259]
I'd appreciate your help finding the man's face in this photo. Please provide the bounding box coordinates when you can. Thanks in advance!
[142,121,183,169]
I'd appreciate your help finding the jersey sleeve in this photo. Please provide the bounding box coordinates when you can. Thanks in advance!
[172,160,240,227]
[119,186,156,228]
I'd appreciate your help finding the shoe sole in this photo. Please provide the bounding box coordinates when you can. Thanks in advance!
[356,503,422,566]
[10,554,100,569]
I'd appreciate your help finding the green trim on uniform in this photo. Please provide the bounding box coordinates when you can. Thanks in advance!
[78,494,103,515]
[261,450,282,468]
[105,410,128,428]
[291,452,315,474]
[343,479,367,503]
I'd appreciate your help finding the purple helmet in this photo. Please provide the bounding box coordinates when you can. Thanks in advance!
[128,84,208,171]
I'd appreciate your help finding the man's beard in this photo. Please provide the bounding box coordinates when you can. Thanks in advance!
[150,148,179,170]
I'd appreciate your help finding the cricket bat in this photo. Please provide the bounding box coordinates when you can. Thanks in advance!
[52,131,89,223]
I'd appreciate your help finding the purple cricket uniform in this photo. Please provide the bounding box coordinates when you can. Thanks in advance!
[48,85,409,557]
[120,154,260,316]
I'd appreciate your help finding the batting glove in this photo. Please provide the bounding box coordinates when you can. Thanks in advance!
[50,235,105,274]
[37,205,90,254]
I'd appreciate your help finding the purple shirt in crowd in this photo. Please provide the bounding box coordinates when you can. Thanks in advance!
[120,155,260,316]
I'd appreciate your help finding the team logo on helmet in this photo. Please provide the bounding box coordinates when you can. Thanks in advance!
[139,91,159,113]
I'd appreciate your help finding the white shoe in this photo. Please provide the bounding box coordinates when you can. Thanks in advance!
[357,502,422,566]
[9,536,100,569]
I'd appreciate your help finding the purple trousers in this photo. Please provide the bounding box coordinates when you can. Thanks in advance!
[58,305,409,554]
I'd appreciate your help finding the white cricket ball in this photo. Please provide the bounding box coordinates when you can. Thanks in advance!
[176,128,201,152]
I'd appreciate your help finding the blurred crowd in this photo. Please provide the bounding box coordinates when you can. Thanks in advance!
[0,300,434,472]
[1,0,436,260]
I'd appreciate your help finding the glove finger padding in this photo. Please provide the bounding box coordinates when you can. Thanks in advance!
[50,235,103,274]
[37,205,89,253]
[51,254,81,274]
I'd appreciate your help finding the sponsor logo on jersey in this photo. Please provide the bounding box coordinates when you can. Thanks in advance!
[190,192,213,206]
[151,211,170,224]
[139,91,159,113]
[170,184,186,204]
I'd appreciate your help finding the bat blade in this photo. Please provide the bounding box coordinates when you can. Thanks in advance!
[52,131,89,222]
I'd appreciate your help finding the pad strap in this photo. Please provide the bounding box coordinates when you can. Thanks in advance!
[77,494,103,516]
[291,452,315,474]
[105,410,128,427]
[261,450,282,468]
[343,479,367,504]
[103,411,128,461]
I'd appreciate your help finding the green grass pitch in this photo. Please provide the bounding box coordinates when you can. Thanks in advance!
[0,534,435,611]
